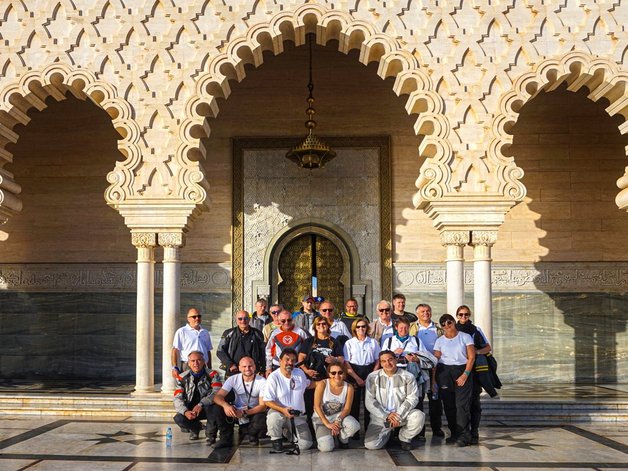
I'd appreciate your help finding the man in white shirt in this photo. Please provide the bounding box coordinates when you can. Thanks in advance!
[410,303,445,438]
[309,301,351,340]
[213,356,268,445]
[262,348,314,452]
[364,350,425,451]
[172,308,213,377]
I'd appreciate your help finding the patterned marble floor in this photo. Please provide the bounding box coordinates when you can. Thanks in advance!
[0,416,626,470]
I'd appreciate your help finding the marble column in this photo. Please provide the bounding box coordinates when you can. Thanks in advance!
[159,232,183,395]
[132,232,157,394]
[352,284,367,316]
[471,230,497,345]
[441,230,470,315]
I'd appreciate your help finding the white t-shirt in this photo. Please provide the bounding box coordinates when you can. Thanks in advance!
[262,368,310,414]
[343,337,381,365]
[172,324,213,362]
[221,373,267,409]
[433,332,474,366]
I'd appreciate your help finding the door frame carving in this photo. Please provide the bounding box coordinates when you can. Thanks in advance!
[233,136,392,314]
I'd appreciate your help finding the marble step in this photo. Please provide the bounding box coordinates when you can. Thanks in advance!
[1,394,627,422]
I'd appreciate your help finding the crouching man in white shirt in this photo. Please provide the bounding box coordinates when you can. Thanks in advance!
[364,350,425,451]
[262,348,315,452]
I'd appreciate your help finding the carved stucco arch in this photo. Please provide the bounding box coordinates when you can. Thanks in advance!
[178,3,452,213]
[0,63,140,223]
[489,51,628,206]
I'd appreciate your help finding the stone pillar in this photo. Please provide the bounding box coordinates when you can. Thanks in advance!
[132,232,157,394]
[441,230,470,315]
[471,230,497,345]
[159,232,184,395]
[351,284,367,316]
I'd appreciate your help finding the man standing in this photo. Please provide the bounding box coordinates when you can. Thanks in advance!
[173,351,226,442]
[293,295,319,332]
[262,304,283,342]
[217,310,265,376]
[262,348,314,452]
[250,299,271,332]
[364,350,425,451]
[311,301,351,340]
[339,298,368,331]
[265,310,309,376]
[410,303,445,438]
[370,300,395,343]
[213,356,268,445]
[172,308,213,377]
[392,293,418,323]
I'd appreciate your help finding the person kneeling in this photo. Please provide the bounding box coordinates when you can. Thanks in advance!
[262,348,314,452]
[173,351,225,442]
[213,356,268,445]
[312,363,360,452]
[364,350,425,451]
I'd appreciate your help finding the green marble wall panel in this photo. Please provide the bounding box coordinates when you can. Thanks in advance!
[0,292,231,381]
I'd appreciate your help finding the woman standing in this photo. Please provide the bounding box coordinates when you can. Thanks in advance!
[433,313,475,447]
[312,363,361,452]
[344,318,380,433]
[299,316,344,419]
[456,305,499,446]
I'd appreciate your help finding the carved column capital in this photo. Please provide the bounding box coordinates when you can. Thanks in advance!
[440,230,470,247]
[158,232,185,248]
[131,232,157,248]
[471,230,498,247]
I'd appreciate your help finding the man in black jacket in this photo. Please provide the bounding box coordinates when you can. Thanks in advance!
[217,310,265,376]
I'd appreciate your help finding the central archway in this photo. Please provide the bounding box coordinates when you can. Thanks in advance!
[273,227,350,312]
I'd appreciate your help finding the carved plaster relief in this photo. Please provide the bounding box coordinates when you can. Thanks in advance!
[0,263,231,293]
[394,262,628,293]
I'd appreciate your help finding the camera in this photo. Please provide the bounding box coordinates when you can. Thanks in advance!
[288,409,302,417]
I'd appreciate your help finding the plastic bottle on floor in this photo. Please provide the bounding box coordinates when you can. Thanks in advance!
[166,427,173,447]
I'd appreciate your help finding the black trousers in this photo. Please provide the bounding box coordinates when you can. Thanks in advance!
[349,362,376,430]
[173,403,210,433]
[417,369,443,432]
[437,363,474,439]
[239,412,268,439]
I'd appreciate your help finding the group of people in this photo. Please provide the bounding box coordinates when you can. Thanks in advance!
[170,294,500,452]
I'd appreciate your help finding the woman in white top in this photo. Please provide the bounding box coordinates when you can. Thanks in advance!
[312,363,360,452]
[433,313,475,447]
[344,318,380,433]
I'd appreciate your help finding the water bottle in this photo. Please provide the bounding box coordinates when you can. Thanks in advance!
[165,427,173,447]
[431,384,439,401]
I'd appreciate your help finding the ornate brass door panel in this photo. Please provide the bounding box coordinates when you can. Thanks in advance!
[278,234,344,311]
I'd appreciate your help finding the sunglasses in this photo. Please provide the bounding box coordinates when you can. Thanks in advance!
[270,310,281,315]
[279,319,293,324]
[378,308,391,312]
[441,320,454,327]
[329,371,343,376]
[356,325,367,329]
[458,312,470,317]
[321,308,334,312]
[237,317,249,321]
[315,323,328,327]
[188,315,201,319]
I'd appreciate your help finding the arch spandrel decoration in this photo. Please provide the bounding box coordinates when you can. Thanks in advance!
[487,52,628,211]
[178,3,454,215]
[0,64,141,223]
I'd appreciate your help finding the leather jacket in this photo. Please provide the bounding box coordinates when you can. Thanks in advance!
[173,367,222,415]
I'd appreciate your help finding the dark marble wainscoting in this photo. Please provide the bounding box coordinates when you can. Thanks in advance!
[403,291,628,385]
[0,292,231,381]
[493,291,628,384]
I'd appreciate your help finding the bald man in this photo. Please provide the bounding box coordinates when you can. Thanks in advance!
[217,310,265,376]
